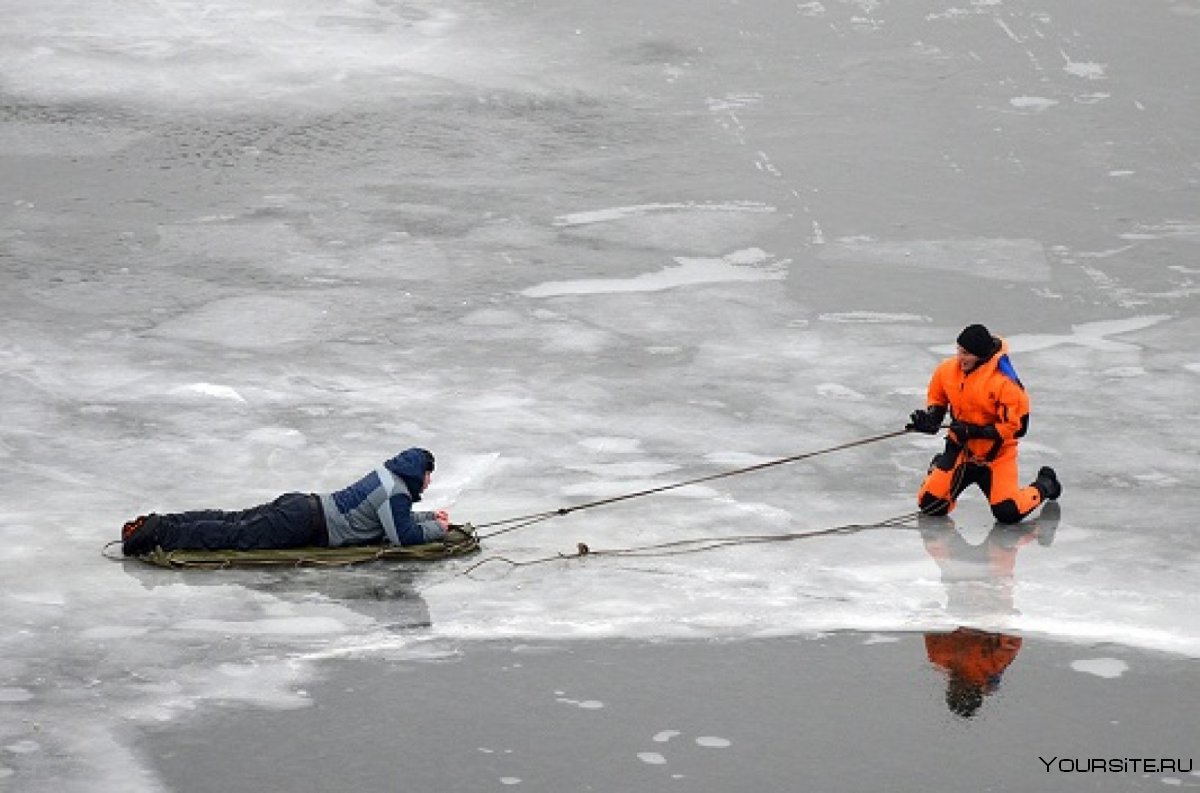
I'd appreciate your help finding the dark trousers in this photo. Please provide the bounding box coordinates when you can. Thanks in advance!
[917,441,1043,525]
[157,492,324,551]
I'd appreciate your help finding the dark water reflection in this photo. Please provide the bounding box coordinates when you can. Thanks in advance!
[919,503,1060,718]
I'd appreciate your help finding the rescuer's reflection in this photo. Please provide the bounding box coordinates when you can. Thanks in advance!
[919,503,1059,718]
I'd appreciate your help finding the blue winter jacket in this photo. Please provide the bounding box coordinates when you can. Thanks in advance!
[318,448,445,547]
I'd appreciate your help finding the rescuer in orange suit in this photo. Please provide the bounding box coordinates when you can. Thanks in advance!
[906,324,1062,523]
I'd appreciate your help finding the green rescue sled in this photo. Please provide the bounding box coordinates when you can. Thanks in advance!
[135,525,480,569]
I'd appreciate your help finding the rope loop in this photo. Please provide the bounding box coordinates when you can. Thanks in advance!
[462,510,923,576]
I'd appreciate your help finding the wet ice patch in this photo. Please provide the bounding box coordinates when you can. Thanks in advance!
[580,437,643,454]
[537,325,615,354]
[173,617,347,636]
[3,740,39,754]
[10,591,66,607]
[424,453,501,507]
[640,730,729,767]
[932,316,1172,356]
[80,626,151,641]
[461,309,525,327]
[926,8,975,21]
[1133,472,1180,487]
[1120,222,1200,240]
[553,202,772,227]
[1061,53,1106,79]
[1101,367,1146,378]
[567,461,681,478]
[0,688,33,703]
[560,480,717,500]
[521,249,784,298]
[706,93,763,113]
[0,4,495,110]
[169,383,247,403]
[551,202,777,255]
[1071,658,1129,678]
[0,121,148,157]
[302,636,453,663]
[554,691,604,709]
[816,383,867,401]
[819,237,1049,281]
[246,427,307,448]
[152,295,333,349]
[862,633,901,645]
[703,451,778,467]
[818,312,931,324]
[1010,96,1059,111]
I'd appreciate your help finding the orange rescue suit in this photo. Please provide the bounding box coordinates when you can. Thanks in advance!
[925,628,1023,690]
[917,338,1045,522]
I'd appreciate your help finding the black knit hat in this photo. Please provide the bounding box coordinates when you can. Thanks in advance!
[956,324,997,358]
[420,449,436,472]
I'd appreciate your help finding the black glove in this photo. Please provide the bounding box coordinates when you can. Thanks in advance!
[906,406,945,434]
[948,420,999,444]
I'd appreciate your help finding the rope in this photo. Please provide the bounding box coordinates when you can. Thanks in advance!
[476,428,913,538]
[462,510,922,575]
[101,539,124,561]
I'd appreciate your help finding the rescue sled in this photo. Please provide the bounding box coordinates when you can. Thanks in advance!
[134,525,480,569]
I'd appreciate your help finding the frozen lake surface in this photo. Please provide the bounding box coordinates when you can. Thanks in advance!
[2,0,1198,789]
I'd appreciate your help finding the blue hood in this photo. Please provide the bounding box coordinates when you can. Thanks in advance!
[383,447,433,503]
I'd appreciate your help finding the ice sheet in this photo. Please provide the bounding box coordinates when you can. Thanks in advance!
[2,0,1199,790]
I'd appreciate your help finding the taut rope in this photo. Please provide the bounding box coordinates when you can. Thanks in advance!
[475,428,913,539]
